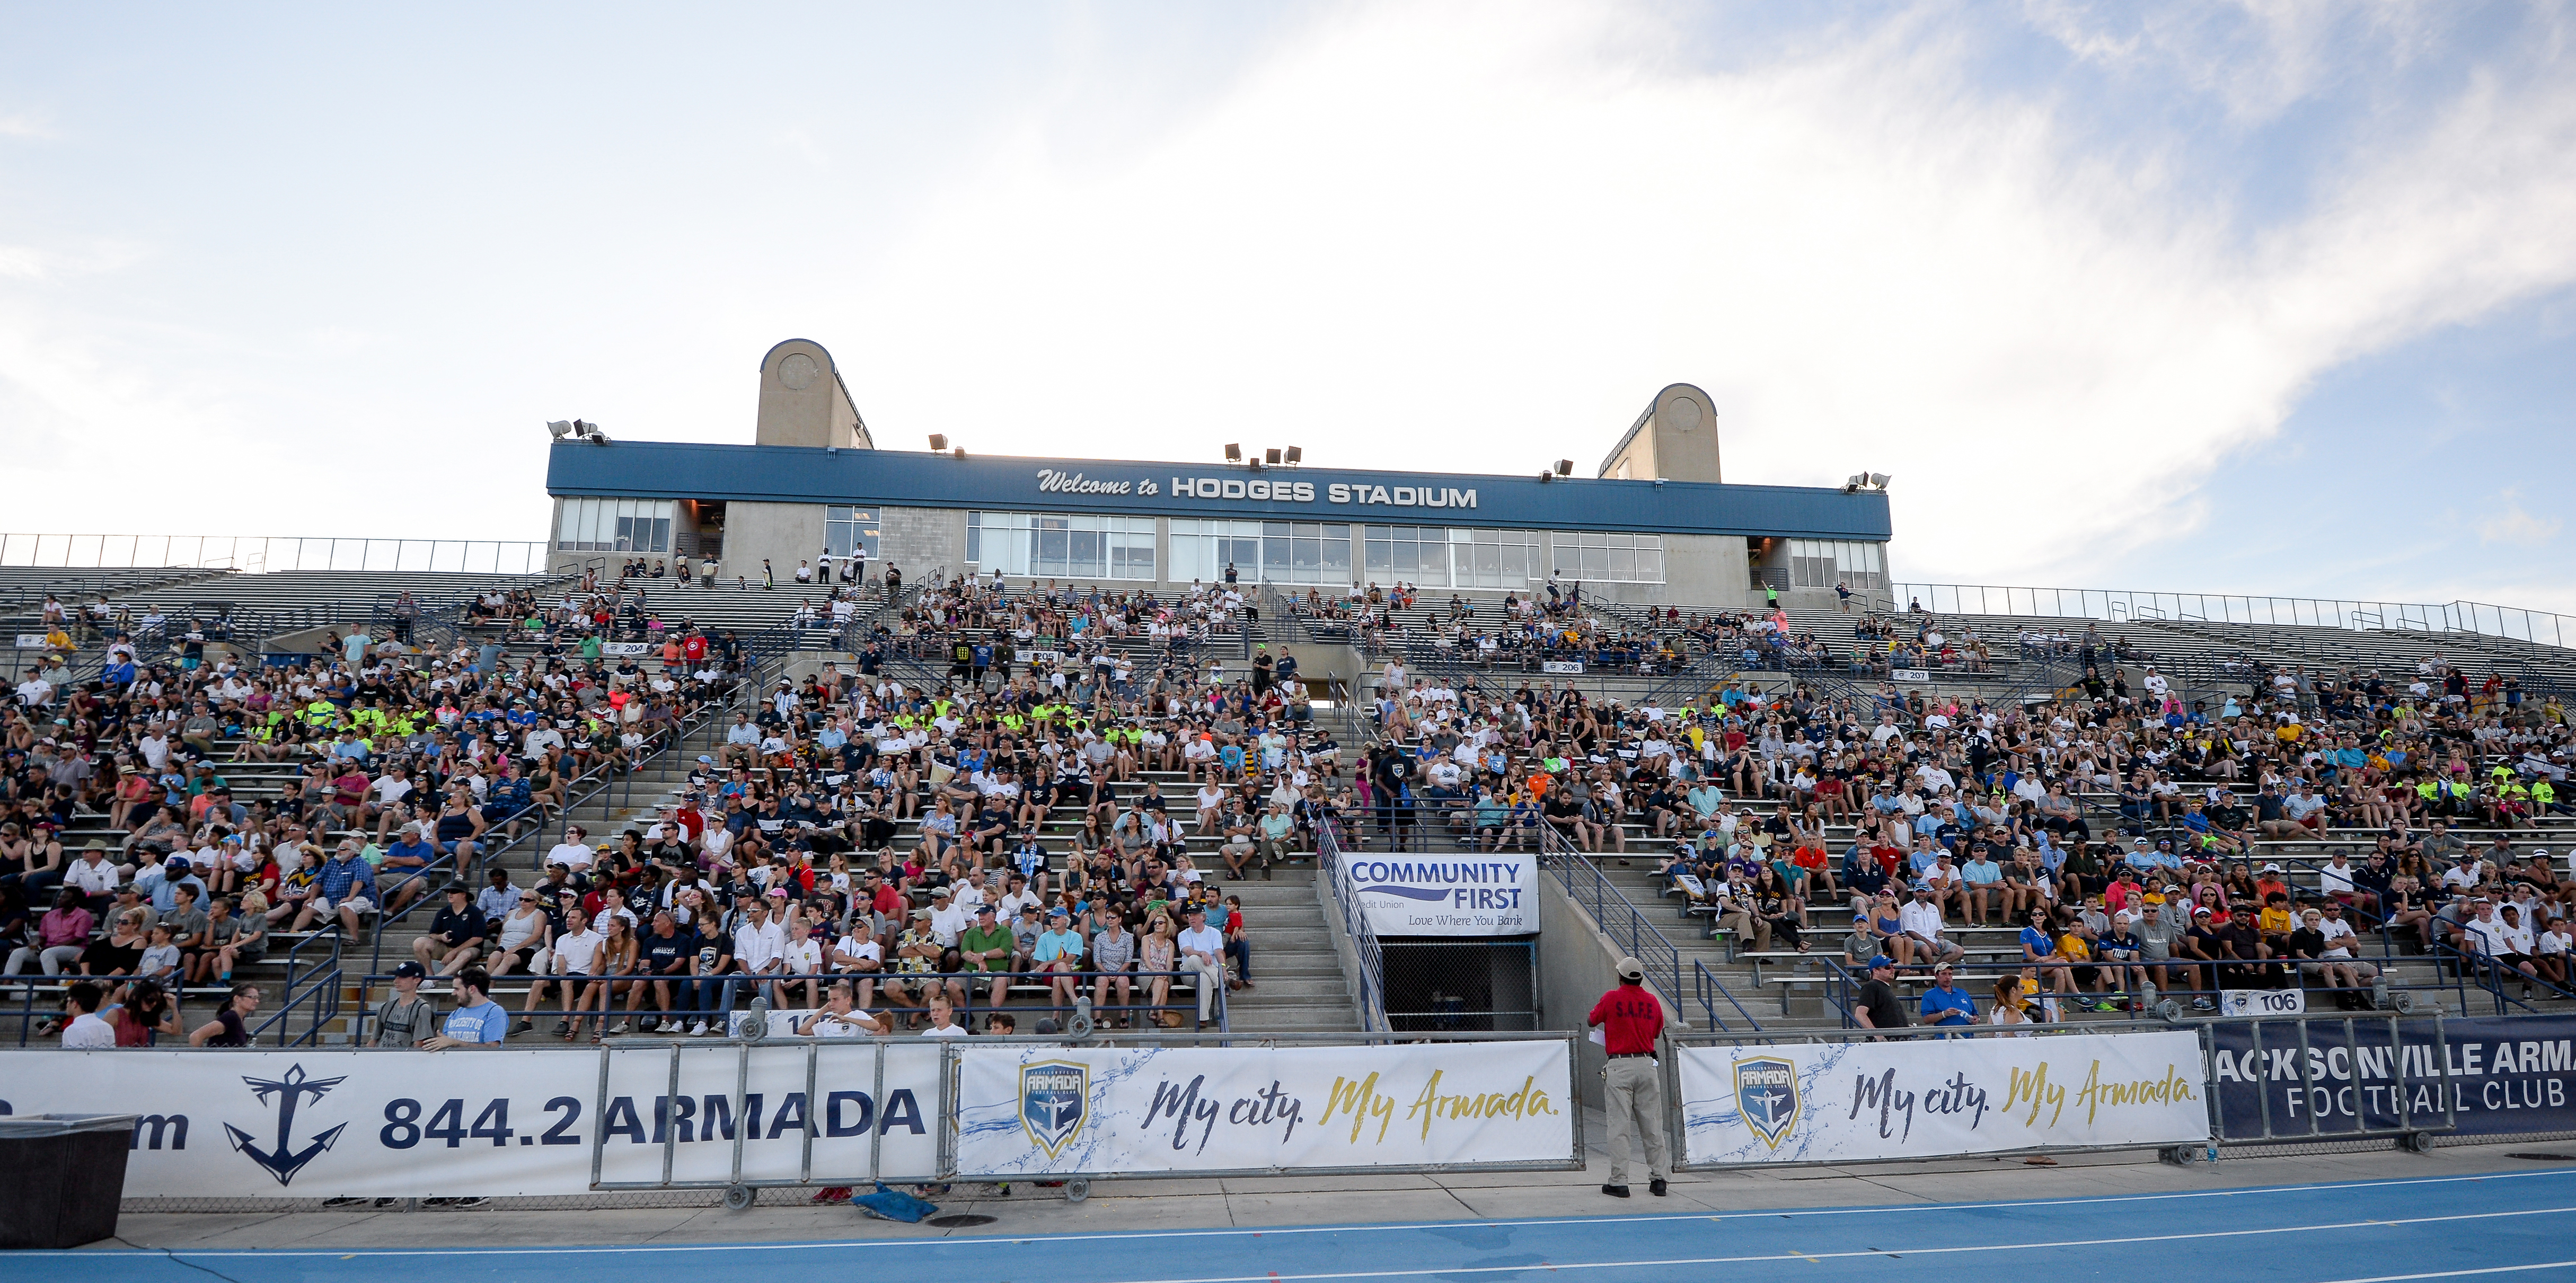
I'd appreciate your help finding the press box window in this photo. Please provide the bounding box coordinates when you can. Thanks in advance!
[1786,539,1886,591]
[967,511,1157,581]
[1544,532,1663,584]
[824,506,881,561]
[1171,519,1351,585]
[554,498,674,553]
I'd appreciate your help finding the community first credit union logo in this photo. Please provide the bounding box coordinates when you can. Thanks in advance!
[223,1063,349,1186]
[1020,1060,1090,1160]
[1733,1056,1799,1149]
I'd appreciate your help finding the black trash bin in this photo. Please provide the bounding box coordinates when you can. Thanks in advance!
[0,1114,138,1249]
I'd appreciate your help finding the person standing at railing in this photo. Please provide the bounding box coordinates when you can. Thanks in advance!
[1587,956,1670,1199]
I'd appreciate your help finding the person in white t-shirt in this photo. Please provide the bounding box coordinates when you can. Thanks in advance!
[778,918,825,1011]
[524,908,605,1041]
[926,889,969,948]
[831,921,885,1008]
[544,825,596,872]
[2537,920,2575,990]
[59,980,116,1048]
[920,994,969,1038]
[1175,906,1228,1023]
[797,980,883,1037]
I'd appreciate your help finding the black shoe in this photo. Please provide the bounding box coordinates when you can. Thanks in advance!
[1649,1178,1669,1197]
[1601,1184,1630,1198]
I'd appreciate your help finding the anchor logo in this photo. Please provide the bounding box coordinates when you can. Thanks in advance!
[222,1064,349,1186]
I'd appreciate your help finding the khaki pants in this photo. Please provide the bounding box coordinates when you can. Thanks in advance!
[1602,1055,1671,1185]
[1180,955,1226,1021]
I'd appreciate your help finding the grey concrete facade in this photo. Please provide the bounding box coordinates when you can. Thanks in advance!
[752,339,872,451]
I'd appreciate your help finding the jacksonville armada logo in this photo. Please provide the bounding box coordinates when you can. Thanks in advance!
[223,1064,348,1185]
[1733,1056,1799,1149]
[1019,1060,1089,1160]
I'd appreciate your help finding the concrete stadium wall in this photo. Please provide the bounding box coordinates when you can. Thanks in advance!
[1536,875,1683,1110]
[878,506,968,582]
[718,501,826,586]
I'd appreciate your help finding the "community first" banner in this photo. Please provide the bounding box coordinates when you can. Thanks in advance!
[1342,854,1536,936]
[0,1044,943,1198]
[1675,1031,2209,1166]
[950,1041,1578,1176]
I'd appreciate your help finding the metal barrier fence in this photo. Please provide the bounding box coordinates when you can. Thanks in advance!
[1891,581,2575,649]
[580,1030,1583,1207]
[936,1031,1587,1192]
[589,1037,934,1206]
[1663,1011,2458,1171]
[1378,939,1539,1033]
[0,534,548,575]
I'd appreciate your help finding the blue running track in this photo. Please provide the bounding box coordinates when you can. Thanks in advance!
[12,1170,2575,1283]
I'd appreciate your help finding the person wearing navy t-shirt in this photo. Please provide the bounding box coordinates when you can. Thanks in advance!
[1586,956,1670,1198]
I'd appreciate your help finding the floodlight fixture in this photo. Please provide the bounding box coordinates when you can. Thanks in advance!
[1283,446,1303,464]
[1224,444,1242,463]
[928,433,948,452]
[547,420,574,440]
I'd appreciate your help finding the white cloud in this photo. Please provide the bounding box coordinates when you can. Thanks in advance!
[831,1,2576,586]
[2479,491,2563,547]
[2,1,2573,594]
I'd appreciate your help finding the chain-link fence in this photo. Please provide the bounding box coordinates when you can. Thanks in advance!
[1380,940,1538,1033]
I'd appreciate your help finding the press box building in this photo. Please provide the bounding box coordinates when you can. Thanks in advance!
[543,339,1893,608]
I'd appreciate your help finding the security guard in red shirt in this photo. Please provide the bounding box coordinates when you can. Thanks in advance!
[1586,955,1669,1197]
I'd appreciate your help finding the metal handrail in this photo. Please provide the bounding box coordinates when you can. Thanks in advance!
[0,534,551,576]
[1315,815,1388,1033]
[1538,828,1757,1032]
[1891,582,2575,650]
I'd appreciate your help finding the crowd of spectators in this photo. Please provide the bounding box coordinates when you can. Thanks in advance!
[3,589,742,1043]
[1354,629,2576,1025]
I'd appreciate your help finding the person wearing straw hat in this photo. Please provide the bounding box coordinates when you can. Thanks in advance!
[1586,955,1670,1198]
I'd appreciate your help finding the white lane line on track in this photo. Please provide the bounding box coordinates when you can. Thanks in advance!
[13,1168,2566,1260]
[2314,1266,2576,1283]
[1011,1206,2576,1283]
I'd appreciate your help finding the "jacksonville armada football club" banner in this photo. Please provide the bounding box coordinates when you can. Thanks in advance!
[1674,1031,2209,1166]
[950,1041,1580,1176]
[0,1045,945,1197]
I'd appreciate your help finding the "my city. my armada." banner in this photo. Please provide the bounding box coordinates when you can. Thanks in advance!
[950,1041,1578,1176]
[1675,1031,2208,1166]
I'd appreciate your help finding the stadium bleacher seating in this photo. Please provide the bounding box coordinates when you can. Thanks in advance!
[3,565,1357,1046]
[9,556,2575,1052]
[1322,580,2576,1029]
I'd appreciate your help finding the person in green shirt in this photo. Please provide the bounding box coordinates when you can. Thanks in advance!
[958,903,1018,1016]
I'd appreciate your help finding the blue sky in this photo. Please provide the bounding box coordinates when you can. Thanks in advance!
[1,2,2570,610]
